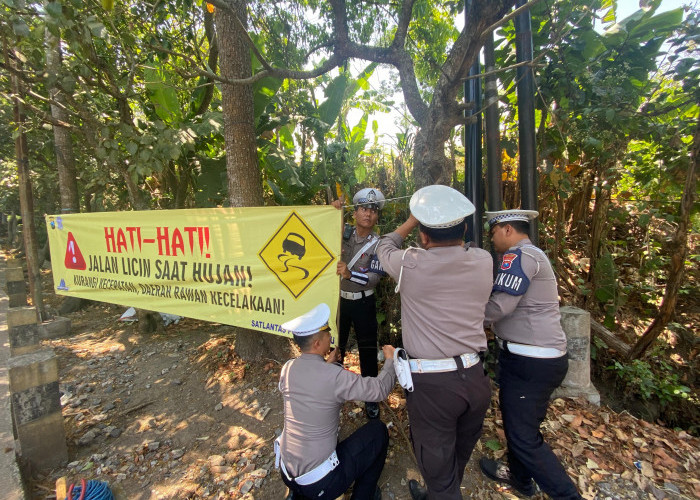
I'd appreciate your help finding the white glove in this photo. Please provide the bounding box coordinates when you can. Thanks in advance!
[394,348,414,392]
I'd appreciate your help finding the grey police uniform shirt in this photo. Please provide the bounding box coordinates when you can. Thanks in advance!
[484,238,567,351]
[376,232,492,359]
[278,353,396,477]
[340,229,383,293]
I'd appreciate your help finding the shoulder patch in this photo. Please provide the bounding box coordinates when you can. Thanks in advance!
[369,254,386,274]
[500,252,519,270]
[493,248,530,296]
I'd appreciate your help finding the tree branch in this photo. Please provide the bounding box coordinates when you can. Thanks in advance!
[206,0,273,71]
[462,60,544,80]
[392,0,416,48]
[0,91,74,129]
[480,0,546,39]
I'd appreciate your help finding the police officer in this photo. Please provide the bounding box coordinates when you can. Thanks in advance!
[277,303,396,500]
[376,185,493,500]
[479,209,582,500]
[333,187,386,419]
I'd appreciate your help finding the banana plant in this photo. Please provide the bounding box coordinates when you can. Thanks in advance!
[259,62,383,205]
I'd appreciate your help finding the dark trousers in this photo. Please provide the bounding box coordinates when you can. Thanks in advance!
[281,419,388,500]
[406,361,491,500]
[338,295,378,377]
[498,349,582,500]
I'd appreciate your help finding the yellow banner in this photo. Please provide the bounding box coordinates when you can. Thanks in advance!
[46,207,342,341]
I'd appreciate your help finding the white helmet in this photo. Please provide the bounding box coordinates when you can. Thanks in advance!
[353,188,385,211]
[484,209,538,228]
[410,185,475,228]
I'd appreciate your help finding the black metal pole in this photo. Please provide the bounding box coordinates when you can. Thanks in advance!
[465,59,483,247]
[514,0,538,244]
[484,31,502,213]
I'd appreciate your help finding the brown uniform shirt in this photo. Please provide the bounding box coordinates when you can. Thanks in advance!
[485,238,567,351]
[278,354,395,476]
[376,232,492,359]
[340,229,382,293]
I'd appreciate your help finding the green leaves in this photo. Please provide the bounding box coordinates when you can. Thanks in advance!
[253,76,283,120]
[12,18,29,37]
[143,64,183,124]
[628,8,683,38]
[484,439,503,451]
[45,2,63,18]
[85,15,106,38]
[318,73,350,129]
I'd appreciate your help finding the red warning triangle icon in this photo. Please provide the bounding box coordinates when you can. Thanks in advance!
[65,232,87,270]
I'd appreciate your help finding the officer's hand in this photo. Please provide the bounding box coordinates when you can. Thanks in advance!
[395,214,420,239]
[337,261,351,279]
[331,198,344,210]
[326,348,340,363]
[382,345,395,359]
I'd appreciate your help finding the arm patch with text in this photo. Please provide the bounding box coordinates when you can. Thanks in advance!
[368,254,386,275]
[492,249,530,296]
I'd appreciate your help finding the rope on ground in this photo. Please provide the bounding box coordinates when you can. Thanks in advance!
[381,400,417,466]
[66,478,114,500]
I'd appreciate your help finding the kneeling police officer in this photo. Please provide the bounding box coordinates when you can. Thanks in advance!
[277,303,396,500]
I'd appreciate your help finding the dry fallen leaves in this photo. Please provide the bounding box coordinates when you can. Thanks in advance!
[482,394,699,499]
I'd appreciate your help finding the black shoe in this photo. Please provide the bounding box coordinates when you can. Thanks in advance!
[408,479,428,500]
[283,488,305,500]
[365,402,380,419]
[479,458,535,496]
[374,485,382,500]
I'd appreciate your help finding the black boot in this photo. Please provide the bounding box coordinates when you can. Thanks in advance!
[479,458,535,496]
[408,479,428,500]
[365,401,380,419]
[284,487,307,500]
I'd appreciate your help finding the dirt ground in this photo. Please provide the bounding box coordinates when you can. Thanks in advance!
[26,296,700,500]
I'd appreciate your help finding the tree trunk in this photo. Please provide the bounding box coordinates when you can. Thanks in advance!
[7,42,45,320]
[46,28,80,213]
[588,175,610,263]
[413,113,457,188]
[8,212,18,247]
[216,0,290,362]
[585,184,609,309]
[567,168,594,239]
[554,183,565,295]
[217,0,262,208]
[119,166,149,210]
[628,118,699,359]
[409,0,514,187]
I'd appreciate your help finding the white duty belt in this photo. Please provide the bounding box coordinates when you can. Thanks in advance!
[408,352,480,373]
[340,289,374,300]
[275,437,339,486]
[497,338,566,359]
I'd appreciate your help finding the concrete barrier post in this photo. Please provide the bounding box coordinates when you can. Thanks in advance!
[5,265,27,308]
[554,306,601,405]
[8,349,68,470]
[40,316,72,340]
[8,307,40,356]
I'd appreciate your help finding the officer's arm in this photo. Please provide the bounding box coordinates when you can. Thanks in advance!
[484,252,539,325]
[375,233,404,280]
[334,358,396,402]
[485,292,521,325]
[365,243,386,288]
[376,215,419,282]
[374,215,417,282]
[394,214,419,239]
[365,267,383,288]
